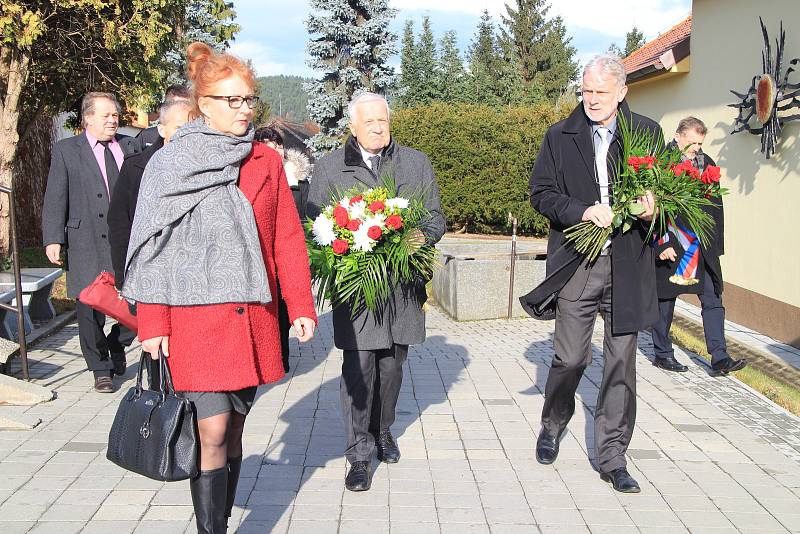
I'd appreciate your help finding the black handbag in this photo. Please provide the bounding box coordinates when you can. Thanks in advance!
[106,351,198,481]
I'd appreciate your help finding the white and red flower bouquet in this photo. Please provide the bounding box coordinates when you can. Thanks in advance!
[306,179,437,315]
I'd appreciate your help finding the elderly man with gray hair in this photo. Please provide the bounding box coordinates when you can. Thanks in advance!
[308,91,446,492]
[520,55,662,493]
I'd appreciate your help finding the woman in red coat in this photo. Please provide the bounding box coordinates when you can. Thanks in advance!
[122,42,316,534]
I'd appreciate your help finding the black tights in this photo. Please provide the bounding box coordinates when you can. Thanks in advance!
[197,411,247,470]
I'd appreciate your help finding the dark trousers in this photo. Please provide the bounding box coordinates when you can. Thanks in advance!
[341,344,408,463]
[76,300,135,378]
[541,256,638,473]
[652,270,729,365]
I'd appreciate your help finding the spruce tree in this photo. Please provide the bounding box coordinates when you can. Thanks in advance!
[436,30,467,103]
[398,19,420,107]
[534,16,578,100]
[624,26,646,56]
[467,10,502,105]
[499,0,548,84]
[416,17,438,104]
[305,0,397,153]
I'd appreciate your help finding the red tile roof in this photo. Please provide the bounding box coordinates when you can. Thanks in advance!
[624,15,692,76]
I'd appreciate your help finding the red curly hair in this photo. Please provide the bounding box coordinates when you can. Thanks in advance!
[186,42,257,119]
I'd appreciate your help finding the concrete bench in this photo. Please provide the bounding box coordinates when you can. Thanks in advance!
[0,268,62,340]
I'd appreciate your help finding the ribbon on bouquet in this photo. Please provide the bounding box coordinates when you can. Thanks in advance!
[657,220,701,286]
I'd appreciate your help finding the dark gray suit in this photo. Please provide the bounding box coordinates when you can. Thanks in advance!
[42,132,136,377]
[308,136,446,463]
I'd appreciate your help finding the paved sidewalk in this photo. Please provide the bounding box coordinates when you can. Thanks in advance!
[2,306,800,533]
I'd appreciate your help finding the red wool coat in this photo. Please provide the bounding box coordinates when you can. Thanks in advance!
[137,142,316,391]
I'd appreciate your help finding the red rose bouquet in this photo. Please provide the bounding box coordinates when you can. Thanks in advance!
[306,179,437,315]
[564,115,726,261]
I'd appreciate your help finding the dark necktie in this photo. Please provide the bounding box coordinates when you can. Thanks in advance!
[98,140,119,189]
[368,155,381,174]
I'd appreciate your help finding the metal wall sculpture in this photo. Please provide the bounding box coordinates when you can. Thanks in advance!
[729,17,800,159]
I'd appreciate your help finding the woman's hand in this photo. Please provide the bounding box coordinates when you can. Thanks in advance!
[292,317,316,342]
[141,336,170,359]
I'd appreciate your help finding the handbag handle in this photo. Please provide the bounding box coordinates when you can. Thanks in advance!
[134,349,179,399]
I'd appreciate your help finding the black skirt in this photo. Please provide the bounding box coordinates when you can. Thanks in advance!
[179,386,258,420]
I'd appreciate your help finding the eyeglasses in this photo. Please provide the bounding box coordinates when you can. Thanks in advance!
[203,95,260,109]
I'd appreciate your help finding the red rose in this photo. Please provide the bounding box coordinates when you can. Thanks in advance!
[367,225,382,240]
[673,160,700,180]
[643,156,656,169]
[346,219,362,231]
[628,156,642,172]
[385,214,403,230]
[332,205,349,227]
[368,200,385,213]
[332,239,349,255]
[701,165,721,184]
[349,195,363,205]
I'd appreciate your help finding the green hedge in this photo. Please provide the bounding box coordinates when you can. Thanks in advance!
[391,101,570,236]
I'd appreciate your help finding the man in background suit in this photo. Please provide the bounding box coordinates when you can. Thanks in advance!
[42,92,136,393]
[308,92,446,492]
[129,84,190,153]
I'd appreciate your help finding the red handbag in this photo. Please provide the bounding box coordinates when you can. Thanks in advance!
[78,272,138,332]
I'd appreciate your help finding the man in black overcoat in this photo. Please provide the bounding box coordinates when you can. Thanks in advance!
[308,92,446,492]
[520,55,661,493]
[129,84,189,153]
[42,92,136,393]
[651,116,747,375]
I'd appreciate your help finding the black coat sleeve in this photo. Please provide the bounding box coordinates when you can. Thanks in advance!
[530,129,591,229]
[108,162,139,287]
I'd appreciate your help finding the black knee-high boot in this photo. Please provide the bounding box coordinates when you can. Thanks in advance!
[190,466,228,534]
[225,456,243,524]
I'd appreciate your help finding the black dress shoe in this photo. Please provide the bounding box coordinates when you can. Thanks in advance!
[345,461,371,492]
[653,355,688,373]
[711,357,747,376]
[94,376,115,393]
[601,468,641,493]
[536,429,562,465]
[376,431,401,464]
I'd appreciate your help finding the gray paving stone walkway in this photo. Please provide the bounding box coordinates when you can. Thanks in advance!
[1,305,799,533]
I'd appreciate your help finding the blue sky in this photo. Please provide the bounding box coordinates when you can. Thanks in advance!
[229,0,692,78]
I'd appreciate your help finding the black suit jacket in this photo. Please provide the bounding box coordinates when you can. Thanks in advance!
[42,132,135,297]
[108,136,164,287]
[520,101,663,334]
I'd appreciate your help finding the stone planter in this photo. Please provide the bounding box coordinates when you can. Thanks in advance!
[432,239,547,321]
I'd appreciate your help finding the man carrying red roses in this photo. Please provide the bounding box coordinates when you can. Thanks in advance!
[652,116,747,376]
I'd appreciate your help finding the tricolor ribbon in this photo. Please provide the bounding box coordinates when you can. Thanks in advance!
[656,221,701,286]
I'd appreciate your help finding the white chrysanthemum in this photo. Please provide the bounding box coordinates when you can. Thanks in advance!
[385,197,409,210]
[338,197,350,209]
[348,200,367,221]
[352,225,375,252]
[312,214,336,246]
[363,213,386,229]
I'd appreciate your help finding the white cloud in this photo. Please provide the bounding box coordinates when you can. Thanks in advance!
[391,0,691,40]
[229,40,293,76]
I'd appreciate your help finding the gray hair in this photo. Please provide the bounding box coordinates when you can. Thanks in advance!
[81,92,122,127]
[583,54,627,86]
[347,91,390,122]
[159,99,192,124]
[676,116,708,135]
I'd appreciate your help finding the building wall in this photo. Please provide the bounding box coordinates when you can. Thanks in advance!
[625,0,800,346]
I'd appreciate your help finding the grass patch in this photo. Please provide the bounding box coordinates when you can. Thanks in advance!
[671,324,800,417]
[17,246,75,314]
